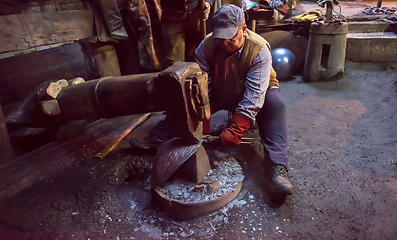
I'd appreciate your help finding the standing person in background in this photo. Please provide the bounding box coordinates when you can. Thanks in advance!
[160,0,214,67]
[127,0,162,71]
[195,4,294,195]
[90,0,129,41]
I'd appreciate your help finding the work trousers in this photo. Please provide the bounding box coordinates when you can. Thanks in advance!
[90,0,124,42]
[161,9,203,67]
[210,88,289,169]
[127,0,161,71]
[151,88,289,169]
[256,88,289,169]
[96,0,124,33]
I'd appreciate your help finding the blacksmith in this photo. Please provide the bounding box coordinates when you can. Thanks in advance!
[195,4,294,195]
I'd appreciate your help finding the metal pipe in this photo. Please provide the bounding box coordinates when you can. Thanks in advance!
[286,0,293,18]
[326,1,333,21]
[377,0,382,8]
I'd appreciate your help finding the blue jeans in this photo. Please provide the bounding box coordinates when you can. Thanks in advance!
[151,88,289,169]
[256,88,289,169]
[94,0,124,33]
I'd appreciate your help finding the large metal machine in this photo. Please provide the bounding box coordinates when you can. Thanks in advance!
[4,62,243,220]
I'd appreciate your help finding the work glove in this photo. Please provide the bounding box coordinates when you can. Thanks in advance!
[203,118,211,135]
[202,106,214,135]
[220,113,253,147]
[193,2,211,21]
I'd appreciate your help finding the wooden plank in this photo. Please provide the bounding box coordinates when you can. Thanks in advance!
[0,10,93,53]
[0,115,140,199]
[95,113,151,159]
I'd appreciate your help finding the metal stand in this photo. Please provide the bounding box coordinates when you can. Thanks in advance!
[304,0,348,81]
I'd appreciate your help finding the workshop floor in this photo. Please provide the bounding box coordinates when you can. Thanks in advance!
[0,59,396,240]
[1,1,397,239]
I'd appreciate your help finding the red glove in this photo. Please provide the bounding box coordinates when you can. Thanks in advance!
[203,118,211,135]
[202,106,215,135]
[220,113,252,147]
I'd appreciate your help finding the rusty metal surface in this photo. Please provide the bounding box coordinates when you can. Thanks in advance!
[5,62,207,135]
[157,62,206,142]
[151,138,203,189]
[154,181,242,221]
[173,145,211,184]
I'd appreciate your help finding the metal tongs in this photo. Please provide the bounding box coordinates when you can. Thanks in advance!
[201,135,256,145]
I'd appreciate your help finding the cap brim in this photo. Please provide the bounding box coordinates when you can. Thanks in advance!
[212,26,238,39]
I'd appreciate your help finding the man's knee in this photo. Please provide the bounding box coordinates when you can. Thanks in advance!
[264,89,286,113]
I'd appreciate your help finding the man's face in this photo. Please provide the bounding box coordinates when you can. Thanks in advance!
[215,25,247,53]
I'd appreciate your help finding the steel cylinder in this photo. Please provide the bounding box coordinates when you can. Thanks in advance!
[56,72,162,121]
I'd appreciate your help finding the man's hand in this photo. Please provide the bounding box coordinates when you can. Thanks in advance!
[194,2,211,21]
[220,113,253,147]
[203,2,211,21]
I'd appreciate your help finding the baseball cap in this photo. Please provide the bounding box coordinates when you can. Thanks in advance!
[212,4,245,39]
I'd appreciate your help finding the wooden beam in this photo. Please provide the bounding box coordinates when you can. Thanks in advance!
[0,10,93,54]
[0,115,139,198]
[0,0,88,16]
[95,113,151,159]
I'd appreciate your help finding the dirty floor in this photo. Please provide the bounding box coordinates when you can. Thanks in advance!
[1,1,397,239]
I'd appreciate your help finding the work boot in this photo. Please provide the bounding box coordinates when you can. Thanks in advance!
[269,165,294,195]
[129,119,172,150]
[129,133,166,151]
